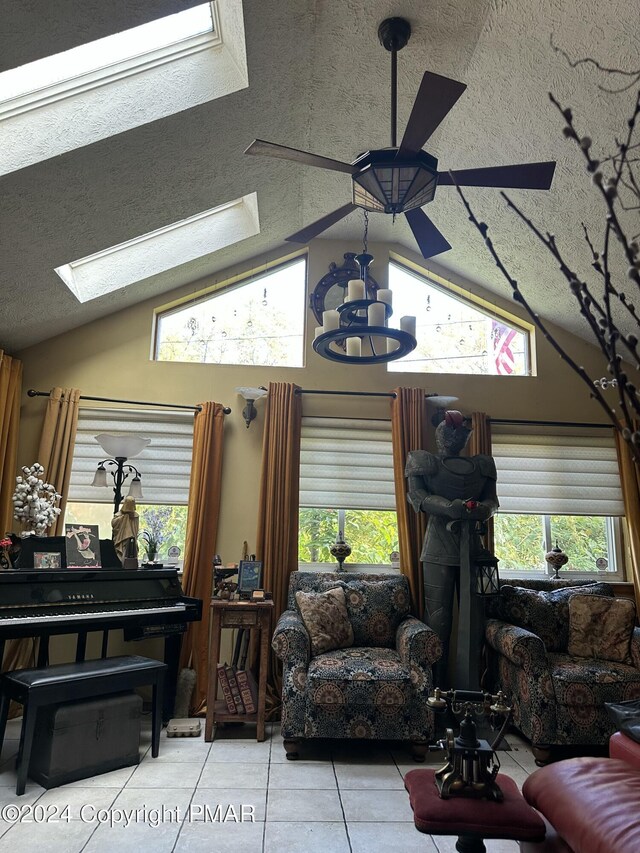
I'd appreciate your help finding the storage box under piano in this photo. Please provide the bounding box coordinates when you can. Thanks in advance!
[29,691,142,788]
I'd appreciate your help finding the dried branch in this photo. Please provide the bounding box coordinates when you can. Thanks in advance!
[450,56,640,462]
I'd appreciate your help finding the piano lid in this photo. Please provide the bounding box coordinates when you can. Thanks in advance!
[0,568,185,607]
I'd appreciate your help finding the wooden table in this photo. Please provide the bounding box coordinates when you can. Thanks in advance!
[205,599,273,742]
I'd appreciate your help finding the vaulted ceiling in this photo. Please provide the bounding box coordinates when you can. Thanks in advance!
[1,0,637,353]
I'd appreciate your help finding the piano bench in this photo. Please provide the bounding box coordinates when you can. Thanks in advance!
[0,654,167,795]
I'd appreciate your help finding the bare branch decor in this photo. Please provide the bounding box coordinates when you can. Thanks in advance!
[453,55,640,463]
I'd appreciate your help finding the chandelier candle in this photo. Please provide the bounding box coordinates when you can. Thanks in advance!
[312,250,416,364]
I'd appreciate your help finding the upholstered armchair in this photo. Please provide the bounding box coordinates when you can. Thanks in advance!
[272,571,442,760]
[485,579,640,763]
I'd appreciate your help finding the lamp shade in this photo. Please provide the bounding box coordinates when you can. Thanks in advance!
[95,433,151,458]
[128,476,143,499]
[234,386,268,403]
[91,465,108,488]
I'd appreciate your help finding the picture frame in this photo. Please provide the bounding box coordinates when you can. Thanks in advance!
[237,560,263,597]
[33,551,62,570]
[65,523,102,569]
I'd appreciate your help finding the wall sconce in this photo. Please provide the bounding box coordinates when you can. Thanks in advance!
[235,387,268,428]
[91,432,150,513]
[425,394,460,427]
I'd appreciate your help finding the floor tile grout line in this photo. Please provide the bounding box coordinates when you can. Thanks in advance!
[332,750,354,853]
[170,732,213,852]
[261,728,273,853]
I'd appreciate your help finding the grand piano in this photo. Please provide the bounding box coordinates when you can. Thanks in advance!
[0,560,202,722]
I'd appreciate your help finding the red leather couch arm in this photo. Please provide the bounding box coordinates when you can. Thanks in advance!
[523,756,640,853]
[610,731,640,769]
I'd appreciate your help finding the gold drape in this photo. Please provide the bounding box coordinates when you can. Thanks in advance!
[391,388,428,619]
[0,350,34,707]
[179,402,226,715]
[255,382,302,717]
[614,428,640,613]
[37,387,81,535]
[468,411,494,554]
[0,350,22,535]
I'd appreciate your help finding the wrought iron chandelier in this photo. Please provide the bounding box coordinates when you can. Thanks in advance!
[312,212,417,364]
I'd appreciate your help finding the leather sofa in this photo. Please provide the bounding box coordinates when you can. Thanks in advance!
[519,732,640,853]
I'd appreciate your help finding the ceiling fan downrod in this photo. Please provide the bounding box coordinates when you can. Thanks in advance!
[378,17,411,149]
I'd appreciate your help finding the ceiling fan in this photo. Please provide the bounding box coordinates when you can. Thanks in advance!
[245,17,556,260]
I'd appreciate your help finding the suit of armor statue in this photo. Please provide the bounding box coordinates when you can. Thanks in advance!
[406,411,499,688]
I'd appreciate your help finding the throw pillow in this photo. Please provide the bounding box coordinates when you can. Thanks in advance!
[295,586,354,657]
[496,583,613,652]
[568,594,636,663]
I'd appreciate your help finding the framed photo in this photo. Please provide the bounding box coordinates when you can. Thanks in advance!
[238,560,263,597]
[33,551,62,569]
[65,524,102,569]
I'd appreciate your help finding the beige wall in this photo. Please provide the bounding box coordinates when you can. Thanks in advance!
[17,237,613,570]
[13,238,615,664]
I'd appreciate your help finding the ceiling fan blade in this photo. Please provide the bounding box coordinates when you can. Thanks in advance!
[244,139,355,175]
[398,71,467,157]
[404,208,452,259]
[437,161,556,189]
[285,202,358,244]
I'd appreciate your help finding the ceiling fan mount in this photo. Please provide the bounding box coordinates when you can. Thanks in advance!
[245,16,556,259]
[377,16,411,54]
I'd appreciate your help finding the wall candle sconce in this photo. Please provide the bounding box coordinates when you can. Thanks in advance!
[235,387,268,428]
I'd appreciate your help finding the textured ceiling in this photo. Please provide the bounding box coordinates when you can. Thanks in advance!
[1,0,638,352]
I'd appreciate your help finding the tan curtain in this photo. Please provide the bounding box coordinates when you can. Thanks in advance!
[468,411,494,554]
[179,402,226,715]
[255,382,302,716]
[37,387,81,535]
[391,388,428,619]
[0,351,34,709]
[0,350,22,535]
[614,427,640,613]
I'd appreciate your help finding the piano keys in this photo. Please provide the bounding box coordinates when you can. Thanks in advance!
[0,568,202,721]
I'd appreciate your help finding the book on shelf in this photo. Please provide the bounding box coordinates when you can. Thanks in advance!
[216,663,237,714]
[225,664,246,714]
[235,668,258,714]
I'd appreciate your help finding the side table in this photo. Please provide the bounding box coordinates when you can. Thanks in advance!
[205,599,273,742]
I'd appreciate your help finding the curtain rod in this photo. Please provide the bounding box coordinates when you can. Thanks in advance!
[27,389,231,415]
[295,388,446,399]
[490,417,611,429]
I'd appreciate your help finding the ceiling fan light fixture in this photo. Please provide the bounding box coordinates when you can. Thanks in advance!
[352,149,438,214]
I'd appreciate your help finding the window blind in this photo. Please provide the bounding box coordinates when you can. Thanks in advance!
[68,407,194,505]
[492,432,624,517]
[299,417,395,510]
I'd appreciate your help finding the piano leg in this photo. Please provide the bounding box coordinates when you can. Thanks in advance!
[75,632,87,662]
[37,636,49,668]
[163,633,181,724]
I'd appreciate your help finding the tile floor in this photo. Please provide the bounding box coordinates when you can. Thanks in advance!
[0,715,540,852]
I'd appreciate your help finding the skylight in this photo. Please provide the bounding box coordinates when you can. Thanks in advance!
[0,0,248,176]
[0,5,214,104]
[55,193,260,303]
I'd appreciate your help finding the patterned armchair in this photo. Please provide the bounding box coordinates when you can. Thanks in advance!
[485,579,640,764]
[272,572,442,760]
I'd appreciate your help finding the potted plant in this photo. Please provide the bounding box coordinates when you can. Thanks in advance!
[141,530,160,563]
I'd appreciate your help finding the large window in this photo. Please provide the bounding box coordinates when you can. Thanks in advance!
[492,431,625,578]
[155,256,306,367]
[387,261,531,375]
[298,418,399,570]
[67,407,194,563]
